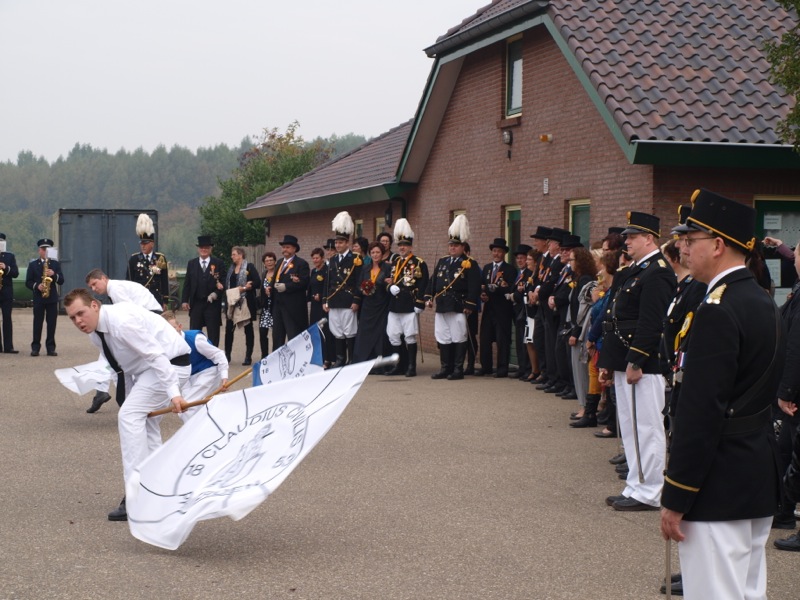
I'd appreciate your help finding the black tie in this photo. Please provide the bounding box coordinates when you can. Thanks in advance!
[97,331,125,406]
[201,260,208,272]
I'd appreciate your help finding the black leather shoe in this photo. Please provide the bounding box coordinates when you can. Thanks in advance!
[544,385,565,394]
[561,390,578,400]
[535,382,551,390]
[474,369,493,377]
[609,453,626,465]
[47,351,58,356]
[660,573,683,596]
[30,351,39,357]
[242,357,252,366]
[617,471,629,480]
[493,370,508,378]
[3,349,19,354]
[594,429,618,438]
[615,462,629,473]
[774,532,800,551]
[108,497,127,521]
[612,497,659,511]
[87,392,112,414]
[533,373,548,383]
[463,366,475,376]
[605,494,627,507]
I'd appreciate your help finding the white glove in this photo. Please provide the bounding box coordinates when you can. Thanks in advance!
[414,307,423,315]
[275,283,286,293]
[389,285,400,296]
[505,293,514,301]
[207,292,218,303]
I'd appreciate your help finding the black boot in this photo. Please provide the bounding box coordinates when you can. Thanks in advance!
[87,390,112,414]
[431,344,453,379]
[345,337,356,365]
[405,343,418,377]
[331,338,347,368]
[385,345,405,375]
[108,496,127,521]
[448,342,467,380]
[570,394,600,428]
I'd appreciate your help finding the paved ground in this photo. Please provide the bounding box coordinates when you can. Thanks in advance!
[0,308,796,599]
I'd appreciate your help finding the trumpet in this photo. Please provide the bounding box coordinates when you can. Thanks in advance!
[41,257,53,298]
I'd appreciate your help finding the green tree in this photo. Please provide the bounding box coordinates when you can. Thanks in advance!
[199,122,332,259]
[766,0,800,149]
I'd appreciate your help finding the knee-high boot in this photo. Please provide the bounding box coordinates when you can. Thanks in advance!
[570,393,600,428]
[448,342,467,380]
[331,338,346,368]
[385,345,404,375]
[345,337,356,365]
[431,344,453,379]
[405,343,418,377]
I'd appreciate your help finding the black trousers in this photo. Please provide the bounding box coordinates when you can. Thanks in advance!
[271,303,307,350]
[189,300,222,347]
[32,302,58,353]
[0,300,14,351]
[225,320,254,360]
[479,307,512,372]
[514,319,530,375]
[533,311,546,374]
[542,312,558,382]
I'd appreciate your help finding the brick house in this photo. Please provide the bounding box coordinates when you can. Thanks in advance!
[244,0,800,344]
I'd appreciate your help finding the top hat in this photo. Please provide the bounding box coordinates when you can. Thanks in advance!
[278,234,300,251]
[513,244,533,256]
[324,238,336,250]
[560,234,584,249]
[621,212,660,237]
[489,238,509,252]
[196,235,214,247]
[686,189,756,251]
[530,226,553,240]
[671,205,692,236]
[37,238,54,248]
[607,227,626,236]
[547,227,569,243]
[0,233,6,240]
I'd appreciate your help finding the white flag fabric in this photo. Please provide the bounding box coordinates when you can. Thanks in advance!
[126,359,375,550]
[253,322,325,386]
[54,359,114,395]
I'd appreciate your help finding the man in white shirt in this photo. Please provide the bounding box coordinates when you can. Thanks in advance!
[84,268,162,413]
[64,288,190,522]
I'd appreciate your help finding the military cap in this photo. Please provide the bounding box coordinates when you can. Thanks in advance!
[686,189,756,251]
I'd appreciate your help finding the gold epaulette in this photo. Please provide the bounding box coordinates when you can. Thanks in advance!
[657,259,667,269]
[706,283,726,304]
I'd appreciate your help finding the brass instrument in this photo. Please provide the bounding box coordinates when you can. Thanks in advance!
[0,267,4,291]
[41,257,53,298]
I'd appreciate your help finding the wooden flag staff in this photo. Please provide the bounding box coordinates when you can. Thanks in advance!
[147,367,253,418]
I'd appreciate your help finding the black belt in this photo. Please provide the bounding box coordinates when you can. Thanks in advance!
[602,321,636,334]
[720,405,771,436]
[170,354,191,367]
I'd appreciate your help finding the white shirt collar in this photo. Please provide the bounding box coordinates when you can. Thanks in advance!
[706,265,747,292]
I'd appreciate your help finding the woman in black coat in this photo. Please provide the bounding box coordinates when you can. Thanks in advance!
[352,242,391,364]
[308,247,335,367]
[224,246,261,366]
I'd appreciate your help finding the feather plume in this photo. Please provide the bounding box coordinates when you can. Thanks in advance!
[136,213,155,238]
[393,218,414,243]
[448,214,470,243]
[331,211,354,236]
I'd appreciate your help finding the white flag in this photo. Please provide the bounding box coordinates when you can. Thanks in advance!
[54,360,114,396]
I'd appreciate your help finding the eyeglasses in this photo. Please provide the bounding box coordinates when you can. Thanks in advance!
[683,236,717,247]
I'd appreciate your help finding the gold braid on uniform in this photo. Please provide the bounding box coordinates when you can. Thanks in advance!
[433,266,467,301]
[326,265,355,302]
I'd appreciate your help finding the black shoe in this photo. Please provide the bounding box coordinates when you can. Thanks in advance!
[772,516,797,530]
[605,494,627,507]
[431,369,452,380]
[561,390,578,400]
[774,532,800,551]
[544,385,565,394]
[463,366,475,376]
[474,369,493,376]
[569,414,597,428]
[535,382,551,390]
[569,412,582,420]
[618,471,629,480]
[594,429,618,438]
[615,463,629,474]
[532,373,548,384]
[242,357,252,366]
[493,370,508,378]
[47,351,58,357]
[660,573,683,596]
[612,497,659,511]
[87,391,112,414]
[108,497,127,521]
[609,453,626,465]
[3,349,19,354]
[447,370,464,381]
[30,351,39,357]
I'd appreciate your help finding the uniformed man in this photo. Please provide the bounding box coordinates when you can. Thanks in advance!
[127,213,169,309]
[527,226,553,384]
[26,238,65,356]
[0,233,20,353]
[534,228,569,391]
[511,243,533,380]
[324,212,361,367]
[425,214,480,380]
[323,238,336,263]
[477,238,516,377]
[384,218,428,377]
[180,235,226,347]
[270,234,310,347]
[660,189,784,599]
[599,212,675,511]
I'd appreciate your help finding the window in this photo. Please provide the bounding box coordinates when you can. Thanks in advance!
[374,217,386,239]
[569,200,590,245]
[506,37,523,117]
[354,219,363,239]
[505,205,522,259]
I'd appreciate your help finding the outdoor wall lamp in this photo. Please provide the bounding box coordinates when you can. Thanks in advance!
[502,129,513,145]
[539,133,553,143]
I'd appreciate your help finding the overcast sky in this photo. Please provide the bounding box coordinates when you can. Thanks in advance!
[0,0,485,164]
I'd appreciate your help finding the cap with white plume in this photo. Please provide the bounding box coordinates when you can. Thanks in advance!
[448,214,470,244]
[136,213,156,242]
[393,218,415,246]
[332,211,354,240]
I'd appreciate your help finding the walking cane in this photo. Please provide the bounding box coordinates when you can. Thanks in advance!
[631,382,645,483]
[416,312,424,364]
[148,367,253,417]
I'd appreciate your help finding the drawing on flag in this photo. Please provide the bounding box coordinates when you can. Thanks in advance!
[54,359,114,396]
[253,321,325,386]
[126,358,377,550]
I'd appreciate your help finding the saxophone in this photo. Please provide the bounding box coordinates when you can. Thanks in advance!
[41,257,53,298]
[0,266,4,291]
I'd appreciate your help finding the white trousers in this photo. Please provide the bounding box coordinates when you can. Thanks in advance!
[679,517,771,600]
[118,365,190,485]
[387,311,418,345]
[328,308,357,339]
[614,372,665,506]
[179,367,221,424]
[434,312,467,344]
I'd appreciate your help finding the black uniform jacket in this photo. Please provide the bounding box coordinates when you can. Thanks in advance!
[777,285,800,402]
[662,268,784,521]
[481,260,516,317]
[181,256,225,306]
[511,267,532,325]
[325,251,362,309]
[425,254,480,313]
[537,254,565,320]
[128,251,169,306]
[271,255,310,309]
[387,253,429,313]
[597,252,675,373]
[0,251,19,303]
[661,274,706,375]
[26,257,65,305]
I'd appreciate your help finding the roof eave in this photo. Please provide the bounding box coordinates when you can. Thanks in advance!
[631,140,800,169]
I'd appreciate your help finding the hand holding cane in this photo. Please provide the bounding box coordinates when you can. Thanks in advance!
[148,367,252,418]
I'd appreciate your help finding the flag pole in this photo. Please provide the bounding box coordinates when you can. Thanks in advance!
[147,367,253,418]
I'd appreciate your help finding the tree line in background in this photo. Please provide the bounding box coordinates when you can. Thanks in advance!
[0,125,366,267]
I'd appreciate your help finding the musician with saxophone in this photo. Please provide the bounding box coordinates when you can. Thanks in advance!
[26,238,64,356]
[0,233,20,353]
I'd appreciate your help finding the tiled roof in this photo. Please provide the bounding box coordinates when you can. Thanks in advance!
[436,0,795,145]
[247,120,412,210]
